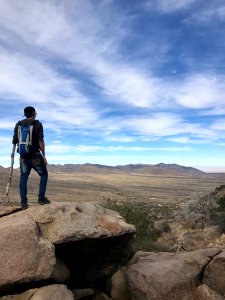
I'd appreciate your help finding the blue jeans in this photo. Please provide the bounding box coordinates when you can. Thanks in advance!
[20,154,48,206]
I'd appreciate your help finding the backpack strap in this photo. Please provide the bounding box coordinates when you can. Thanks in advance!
[32,120,41,139]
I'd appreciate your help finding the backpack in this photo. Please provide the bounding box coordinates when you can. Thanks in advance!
[17,121,35,157]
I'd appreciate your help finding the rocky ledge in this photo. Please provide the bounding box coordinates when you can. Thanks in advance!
[0,202,135,299]
[1,202,225,300]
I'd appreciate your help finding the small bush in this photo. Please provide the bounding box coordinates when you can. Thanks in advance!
[218,219,225,233]
[105,202,162,251]
[216,211,225,233]
[217,196,225,209]
[160,221,171,233]
[215,185,225,193]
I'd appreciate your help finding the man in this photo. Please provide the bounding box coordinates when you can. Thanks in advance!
[12,106,50,209]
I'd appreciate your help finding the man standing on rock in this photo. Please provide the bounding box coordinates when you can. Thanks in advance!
[12,106,50,209]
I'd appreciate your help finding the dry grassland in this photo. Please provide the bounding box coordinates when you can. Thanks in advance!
[1,168,225,208]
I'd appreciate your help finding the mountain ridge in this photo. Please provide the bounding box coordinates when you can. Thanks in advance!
[0,163,206,176]
[46,163,204,176]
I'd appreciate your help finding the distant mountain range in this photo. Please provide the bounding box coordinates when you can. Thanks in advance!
[0,163,206,176]
[2,162,225,176]
[46,163,204,176]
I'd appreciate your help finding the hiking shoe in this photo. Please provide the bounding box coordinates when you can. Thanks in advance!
[21,204,28,210]
[38,197,51,205]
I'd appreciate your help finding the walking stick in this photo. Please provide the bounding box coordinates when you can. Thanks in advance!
[5,145,16,206]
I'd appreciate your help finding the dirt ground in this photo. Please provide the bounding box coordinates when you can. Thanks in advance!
[1,167,225,208]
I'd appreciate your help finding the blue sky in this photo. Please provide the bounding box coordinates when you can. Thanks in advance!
[1,0,225,170]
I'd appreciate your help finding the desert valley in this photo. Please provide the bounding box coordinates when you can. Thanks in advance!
[1,163,224,206]
[1,162,225,252]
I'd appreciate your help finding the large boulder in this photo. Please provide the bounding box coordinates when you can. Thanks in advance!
[30,284,74,300]
[0,288,37,300]
[0,202,135,295]
[203,250,225,296]
[0,215,55,289]
[195,284,224,300]
[23,202,135,243]
[110,268,129,300]
[0,284,73,300]
[125,248,220,300]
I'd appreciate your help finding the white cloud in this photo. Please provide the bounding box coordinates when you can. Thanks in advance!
[167,136,190,143]
[201,107,225,116]
[46,144,102,154]
[0,0,225,170]
[1,0,224,115]
[46,143,192,155]
[145,0,195,13]
[167,136,209,144]
[0,48,56,103]
[0,48,100,130]
[186,3,225,23]
[0,120,16,130]
[184,123,217,139]
[1,136,11,143]
[174,75,225,109]
[211,119,225,131]
[0,0,165,109]
[117,113,219,141]
[96,63,162,108]
[121,113,185,136]
[0,0,71,46]
[106,136,136,142]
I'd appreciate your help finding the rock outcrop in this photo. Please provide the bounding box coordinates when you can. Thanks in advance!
[0,202,135,298]
[2,202,225,299]
[203,250,225,296]
[117,248,225,300]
